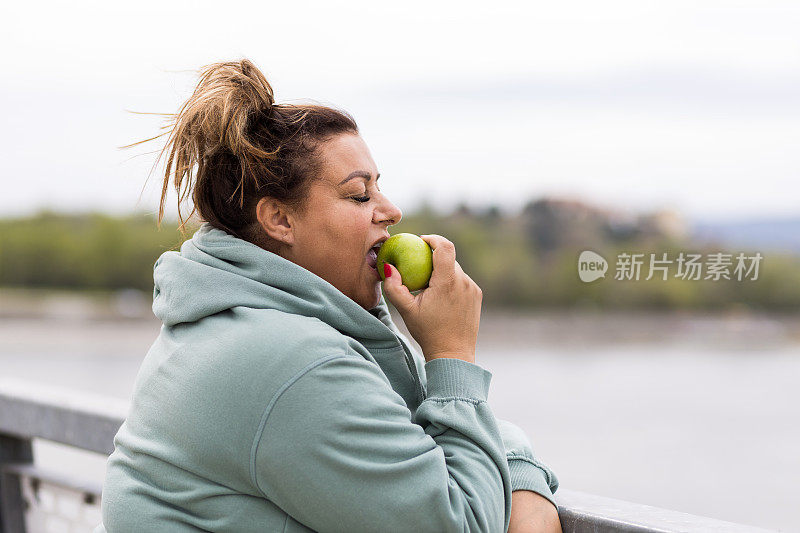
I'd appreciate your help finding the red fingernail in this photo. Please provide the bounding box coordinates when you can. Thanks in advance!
[383,264,391,278]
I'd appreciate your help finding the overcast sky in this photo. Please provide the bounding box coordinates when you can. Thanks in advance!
[2,0,799,221]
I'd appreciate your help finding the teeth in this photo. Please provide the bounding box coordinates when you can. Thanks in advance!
[366,248,378,268]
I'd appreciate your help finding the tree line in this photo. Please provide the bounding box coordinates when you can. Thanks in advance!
[1,204,798,311]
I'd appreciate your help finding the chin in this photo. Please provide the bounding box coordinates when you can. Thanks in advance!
[358,284,382,310]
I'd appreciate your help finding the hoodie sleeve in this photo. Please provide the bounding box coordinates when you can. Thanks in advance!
[397,330,560,507]
[496,419,559,509]
[251,354,512,533]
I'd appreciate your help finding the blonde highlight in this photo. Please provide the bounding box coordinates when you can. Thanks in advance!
[129,58,359,241]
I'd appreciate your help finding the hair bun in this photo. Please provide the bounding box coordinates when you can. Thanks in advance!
[181,58,275,158]
[237,58,275,111]
[150,57,358,238]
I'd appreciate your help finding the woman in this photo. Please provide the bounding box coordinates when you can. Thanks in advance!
[96,59,560,533]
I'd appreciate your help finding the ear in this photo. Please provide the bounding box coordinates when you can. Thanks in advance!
[256,196,295,246]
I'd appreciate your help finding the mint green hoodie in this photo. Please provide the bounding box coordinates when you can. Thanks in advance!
[96,223,557,533]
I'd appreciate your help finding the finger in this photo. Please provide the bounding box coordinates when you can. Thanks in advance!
[419,234,456,281]
[454,259,466,277]
[453,260,475,289]
[419,234,456,258]
[380,263,415,312]
[453,260,477,282]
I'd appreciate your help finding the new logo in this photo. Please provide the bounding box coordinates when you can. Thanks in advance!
[578,250,608,282]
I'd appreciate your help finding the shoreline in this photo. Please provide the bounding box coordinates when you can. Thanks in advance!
[2,287,799,350]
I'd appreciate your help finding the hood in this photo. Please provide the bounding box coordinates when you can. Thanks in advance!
[152,223,400,344]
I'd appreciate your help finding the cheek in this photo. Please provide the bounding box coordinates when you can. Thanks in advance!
[334,205,371,240]
[310,208,370,263]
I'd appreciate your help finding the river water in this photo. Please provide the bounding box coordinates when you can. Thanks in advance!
[1,311,798,532]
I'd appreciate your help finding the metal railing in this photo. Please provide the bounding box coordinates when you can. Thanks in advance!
[0,378,774,533]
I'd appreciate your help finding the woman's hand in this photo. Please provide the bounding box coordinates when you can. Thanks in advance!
[381,234,482,364]
[508,490,563,533]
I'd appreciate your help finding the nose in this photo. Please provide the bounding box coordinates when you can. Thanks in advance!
[374,195,403,227]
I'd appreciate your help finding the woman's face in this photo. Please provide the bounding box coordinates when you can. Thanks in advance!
[281,133,403,310]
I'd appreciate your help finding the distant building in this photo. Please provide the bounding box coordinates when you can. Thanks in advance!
[518,197,688,251]
[638,210,688,241]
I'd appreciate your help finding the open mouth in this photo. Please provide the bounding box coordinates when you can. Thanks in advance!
[366,243,381,278]
[366,245,379,270]
[367,248,378,268]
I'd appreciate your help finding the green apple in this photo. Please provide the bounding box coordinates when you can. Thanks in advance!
[376,233,433,291]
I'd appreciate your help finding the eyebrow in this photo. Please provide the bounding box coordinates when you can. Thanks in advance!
[339,170,380,185]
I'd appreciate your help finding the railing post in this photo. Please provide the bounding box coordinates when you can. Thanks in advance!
[0,434,33,533]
